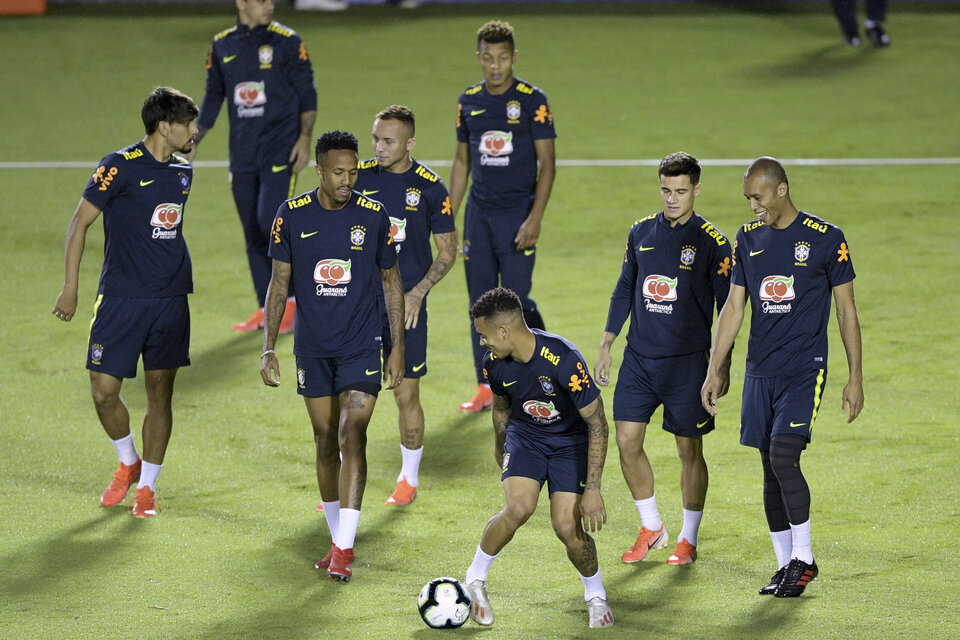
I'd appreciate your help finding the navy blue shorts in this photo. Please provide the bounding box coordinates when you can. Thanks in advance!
[501,427,587,495]
[612,348,714,436]
[739,369,827,450]
[295,349,382,397]
[383,301,428,378]
[87,294,190,379]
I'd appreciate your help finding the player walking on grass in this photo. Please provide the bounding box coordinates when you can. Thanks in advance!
[701,157,864,597]
[194,0,317,334]
[260,131,404,582]
[354,105,458,506]
[462,288,613,629]
[594,152,732,566]
[53,87,199,518]
[450,20,556,413]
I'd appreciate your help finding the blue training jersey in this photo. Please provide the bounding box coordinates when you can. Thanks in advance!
[268,190,396,358]
[731,211,855,377]
[483,330,601,448]
[605,212,732,358]
[198,20,317,173]
[456,77,556,212]
[82,141,193,298]
[354,158,456,293]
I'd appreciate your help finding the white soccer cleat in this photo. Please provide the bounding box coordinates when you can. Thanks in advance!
[464,579,495,626]
[587,597,614,628]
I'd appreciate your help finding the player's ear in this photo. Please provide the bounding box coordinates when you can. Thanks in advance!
[406,137,416,153]
[777,182,788,197]
[693,183,702,197]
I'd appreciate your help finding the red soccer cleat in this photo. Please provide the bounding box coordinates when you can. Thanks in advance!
[327,547,354,581]
[100,458,142,507]
[666,538,698,565]
[130,486,160,518]
[621,525,668,563]
[385,477,417,506]
[231,308,264,332]
[458,384,492,412]
[314,544,337,570]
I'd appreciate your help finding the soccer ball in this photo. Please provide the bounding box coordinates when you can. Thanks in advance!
[417,577,471,629]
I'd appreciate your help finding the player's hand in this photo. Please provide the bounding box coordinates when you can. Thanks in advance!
[513,215,541,250]
[717,360,732,399]
[700,370,727,416]
[260,352,281,387]
[841,379,864,423]
[404,291,424,329]
[383,346,404,390]
[580,489,607,533]
[52,286,78,322]
[593,350,612,387]
[289,135,311,173]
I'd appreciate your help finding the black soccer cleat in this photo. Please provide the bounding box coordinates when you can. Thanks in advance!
[759,566,787,595]
[865,25,891,47]
[773,558,819,597]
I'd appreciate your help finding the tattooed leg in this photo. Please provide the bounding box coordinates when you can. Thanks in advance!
[551,492,599,576]
[338,389,378,510]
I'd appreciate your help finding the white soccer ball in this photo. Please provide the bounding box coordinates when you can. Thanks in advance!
[417,577,471,629]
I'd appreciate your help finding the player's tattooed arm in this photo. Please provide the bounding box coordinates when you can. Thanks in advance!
[381,263,405,389]
[260,260,291,387]
[492,392,510,468]
[405,231,458,329]
[579,397,608,491]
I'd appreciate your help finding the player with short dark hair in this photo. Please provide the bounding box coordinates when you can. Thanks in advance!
[450,20,557,413]
[260,130,404,583]
[595,152,732,566]
[53,86,200,518]
[462,288,614,629]
[701,157,864,597]
[194,0,317,334]
[354,105,458,506]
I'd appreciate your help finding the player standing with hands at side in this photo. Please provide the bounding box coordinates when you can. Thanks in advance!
[701,157,863,597]
[53,87,199,518]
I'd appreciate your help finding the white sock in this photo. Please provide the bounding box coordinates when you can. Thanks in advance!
[110,434,139,466]
[137,461,162,490]
[580,569,607,602]
[465,545,498,584]
[678,508,703,547]
[398,445,423,487]
[790,520,814,564]
[634,495,662,531]
[865,19,878,29]
[322,500,341,547]
[338,508,361,550]
[770,529,792,568]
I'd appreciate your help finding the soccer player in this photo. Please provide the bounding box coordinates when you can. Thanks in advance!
[594,152,732,566]
[354,105,458,506]
[462,288,614,629]
[701,157,864,597]
[260,131,404,582]
[194,0,317,333]
[52,87,199,518]
[450,20,556,412]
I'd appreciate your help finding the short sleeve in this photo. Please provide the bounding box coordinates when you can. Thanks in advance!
[267,203,291,263]
[529,89,556,141]
[826,230,856,287]
[730,230,747,287]
[376,208,398,270]
[560,349,601,410]
[82,154,124,211]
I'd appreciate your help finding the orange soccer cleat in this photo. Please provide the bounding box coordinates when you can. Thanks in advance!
[314,544,337,570]
[621,525,668,563]
[666,538,698,565]
[326,546,354,582]
[231,308,264,332]
[100,458,142,507]
[385,477,417,506]
[130,487,160,518]
[458,384,492,412]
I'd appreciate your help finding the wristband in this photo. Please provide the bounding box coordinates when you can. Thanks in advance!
[261,349,276,358]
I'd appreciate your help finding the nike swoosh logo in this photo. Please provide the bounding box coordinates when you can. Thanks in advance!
[365,369,379,376]
[503,380,517,387]
[271,165,288,173]
[579,481,586,488]
[361,189,379,196]
[637,246,655,252]
[750,249,764,256]
[139,180,155,187]
[789,421,807,428]
[697,419,710,429]
[523,249,535,256]
[412,362,426,372]
[300,231,318,239]
[223,55,237,63]
[470,109,486,116]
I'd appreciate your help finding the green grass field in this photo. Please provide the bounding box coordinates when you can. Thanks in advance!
[1,3,959,639]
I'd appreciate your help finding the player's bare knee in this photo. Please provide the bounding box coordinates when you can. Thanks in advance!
[502,501,536,528]
[676,437,704,467]
[551,517,583,545]
[338,425,368,456]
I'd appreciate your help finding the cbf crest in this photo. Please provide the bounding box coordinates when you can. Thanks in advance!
[538,375,556,396]
[405,188,421,208]
[506,100,521,123]
[680,245,696,267]
[795,241,811,264]
[90,343,104,365]
[297,368,306,389]
[258,45,273,68]
[350,225,366,249]
[179,171,191,195]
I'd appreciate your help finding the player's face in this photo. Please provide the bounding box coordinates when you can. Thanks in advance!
[474,316,509,359]
[166,119,199,155]
[317,149,359,206]
[236,0,274,27]
[743,173,787,227]
[476,40,517,91]
[371,118,415,173]
[659,174,701,225]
